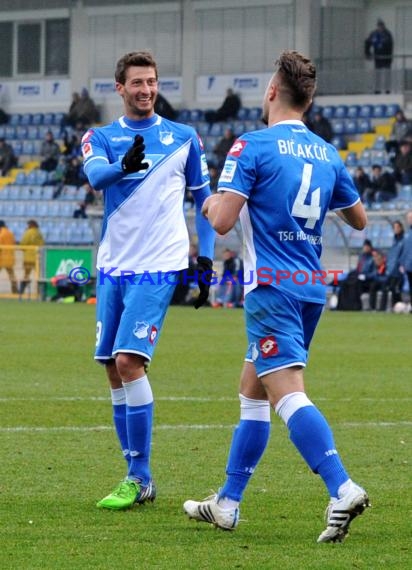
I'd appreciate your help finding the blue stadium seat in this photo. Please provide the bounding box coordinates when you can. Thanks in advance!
[373,135,387,150]
[334,105,348,119]
[345,152,358,167]
[331,135,346,150]
[373,104,387,118]
[359,105,373,118]
[196,122,209,136]
[346,105,360,118]
[10,140,22,155]
[0,187,10,199]
[358,150,372,167]
[43,113,55,126]
[385,103,400,117]
[344,119,358,135]
[27,126,39,140]
[358,118,372,133]
[22,140,35,155]
[236,108,249,120]
[14,171,27,185]
[54,112,65,125]
[20,113,32,126]
[209,123,224,136]
[331,120,345,135]
[248,107,262,121]
[177,109,190,122]
[321,106,334,119]
[5,125,16,138]
[189,109,204,122]
[32,113,44,125]
[9,114,21,126]
[16,126,28,140]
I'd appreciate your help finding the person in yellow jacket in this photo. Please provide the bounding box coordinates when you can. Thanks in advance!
[0,220,18,294]
[19,219,45,295]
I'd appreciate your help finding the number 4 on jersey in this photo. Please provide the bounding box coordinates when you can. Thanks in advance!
[291,163,321,230]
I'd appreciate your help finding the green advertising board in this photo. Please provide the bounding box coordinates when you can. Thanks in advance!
[42,247,94,299]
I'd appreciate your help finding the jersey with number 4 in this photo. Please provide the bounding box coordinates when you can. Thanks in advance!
[218,119,360,303]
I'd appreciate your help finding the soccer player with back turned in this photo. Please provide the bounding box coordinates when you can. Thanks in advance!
[82,51,215,510]
[184,50,370,543]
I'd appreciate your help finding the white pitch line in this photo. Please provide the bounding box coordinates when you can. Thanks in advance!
[0,396,411,402]
[0,421,411,433]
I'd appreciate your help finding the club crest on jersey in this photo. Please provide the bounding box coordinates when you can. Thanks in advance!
[228,139,247,157]
[133,321,149,339]
[149,325,158,344]
[159,131,174,145]
[249,342,259,362]
[259,336,279,358]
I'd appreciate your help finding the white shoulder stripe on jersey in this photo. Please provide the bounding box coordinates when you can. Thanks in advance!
[188,180,210,191]
[329,197,360,211]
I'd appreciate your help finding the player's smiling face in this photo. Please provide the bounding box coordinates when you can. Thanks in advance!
[117,66,158,119]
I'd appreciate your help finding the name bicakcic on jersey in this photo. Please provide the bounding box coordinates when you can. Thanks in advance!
[68,266,343,287]
[277,139,330,161]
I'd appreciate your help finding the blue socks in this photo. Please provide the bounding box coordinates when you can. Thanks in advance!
[220,395,271,502]
[276,392,349,498]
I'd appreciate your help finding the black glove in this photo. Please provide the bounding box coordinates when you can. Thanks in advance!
[121,134,149,174]
[194,256,214,309]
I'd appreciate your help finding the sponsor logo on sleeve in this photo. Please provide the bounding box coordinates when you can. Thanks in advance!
[228,139,247,157]
[219,159,237,183]
[197,134,204,150]
[81,129,94,144]
[82,142,93,159]
[201,154,209,176]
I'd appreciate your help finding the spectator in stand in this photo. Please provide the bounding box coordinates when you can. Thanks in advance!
[19,220,45,295]
[40,130,61,172]
[0,220,17,294]
[205,88,241,125]
[0,137,17,176]
[336,239,375,311]
[386,110,412,157]
[381,220,405,311]
[352,166,371,198]
[64,156,87,188]
[208,164,220,193]
[69,88,100,130]
[362,164,397,206]
[213,127,236,170]
[309,109,333,143]
[400,210,412,310]
[0,107,9,125]
[212,248,244,308]
[394,139,412,185]
[368,249,387,310]
[364,19,394,93]
[154,92,177,121]
[73,183,97,218]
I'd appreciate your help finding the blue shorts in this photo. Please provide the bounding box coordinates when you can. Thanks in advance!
[244,286,324,377]
[95,271,177,363]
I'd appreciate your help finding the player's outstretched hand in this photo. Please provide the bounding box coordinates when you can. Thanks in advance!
[121,134,149,174]
[194,256,214,309]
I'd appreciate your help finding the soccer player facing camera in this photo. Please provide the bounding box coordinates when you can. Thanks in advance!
[184,51,370,543]
[82,51,215,510]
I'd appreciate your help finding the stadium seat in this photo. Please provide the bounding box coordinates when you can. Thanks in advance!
[0,187,10,199]
[9,114,21,126]
[5,125,16,138]
[22,140,35,155]
[54,112,65,125]
[248,107,262,121]
[345,152,358,167]
[334,105,348,119]
[358,118,372,133]
[358,150,372,167]
[209,123,224,137]
[27,126,39,140]
[43,113,55,126]
[177,109,190,122]
[14,171,27,185]
[20,113,33,126]
[385,103,400,117]
[322,106,334,119]
[346,105,360,118]
[189,109,204,121]
[331,120,345,135]
[10,141,23,155]
[331,135,346,150]
[373,104,387,118]
[344,119,358,135]
[32,113,44,125]
[359,105,373,118]
[236,108,249,120]
[373,135,387,150]
[16,126,28,140]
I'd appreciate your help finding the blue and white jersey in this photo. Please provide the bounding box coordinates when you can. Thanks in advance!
[218,120,360,303]
[82,114,209,274]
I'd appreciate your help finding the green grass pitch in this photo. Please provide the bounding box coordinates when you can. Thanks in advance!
[0,300,410,569]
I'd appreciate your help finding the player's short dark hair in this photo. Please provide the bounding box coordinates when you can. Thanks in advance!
[115,51,158,84]
[275,50,317,110]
